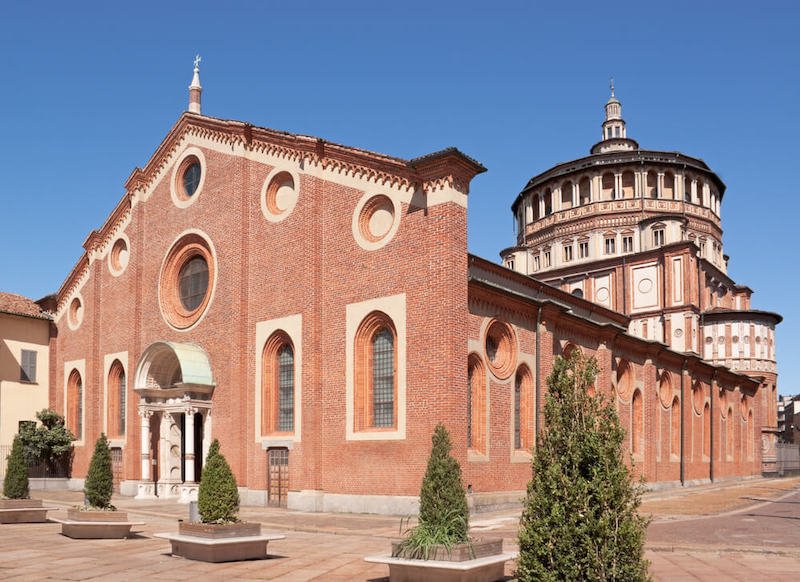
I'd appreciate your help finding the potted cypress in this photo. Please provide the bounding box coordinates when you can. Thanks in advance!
[156,439,284,562]
[58,434,142,538]
[0,435,54,523]
[366,424,516,581]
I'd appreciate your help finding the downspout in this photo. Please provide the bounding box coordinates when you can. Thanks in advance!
[680,359,688,486]
[535,305,543,439]
[710,370,717,483]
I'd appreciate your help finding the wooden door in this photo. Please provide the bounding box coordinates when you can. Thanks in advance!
[267,448,289,508]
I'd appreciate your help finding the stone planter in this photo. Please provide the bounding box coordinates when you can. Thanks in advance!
[367,538,517,582]
[0,498,54,524]
[156,522,284,563]
[54,508,143,539]
[178,521,261,538]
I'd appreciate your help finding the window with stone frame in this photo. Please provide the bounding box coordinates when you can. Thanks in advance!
[543,249,551,268]
[467,354,486,453]
[262,331,296,435]
[563,243,573,263]
[604,235,616,255]
[622,234,634,253]
[653,228,665,247]
[354,311,397,431]
[20,349,36,383]
[578,240,589,259]
[533,255,541,271]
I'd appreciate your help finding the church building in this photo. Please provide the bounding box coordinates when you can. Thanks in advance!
[46,65,779,513]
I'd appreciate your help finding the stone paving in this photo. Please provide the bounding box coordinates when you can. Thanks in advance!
[0,477,797,580]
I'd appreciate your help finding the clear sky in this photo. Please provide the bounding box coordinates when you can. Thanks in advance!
[1,1,797,394]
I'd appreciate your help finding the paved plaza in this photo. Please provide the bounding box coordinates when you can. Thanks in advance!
[0,477,798,581]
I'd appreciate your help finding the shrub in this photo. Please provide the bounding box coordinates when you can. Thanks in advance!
[197,439,239,524]
[18,409,75,473]
[393,423,469,559]
[517,351,650,581]
[84,434,114,509]
[3,436,29,499]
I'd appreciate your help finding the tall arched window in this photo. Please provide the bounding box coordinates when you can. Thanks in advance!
[107,360,126,438]
[354,312,397,431]
[631,389,644,456]
[514,365,533,451]
[726,406,734,461]
[467,354,486,452]
[616,359,633,399]
[262,331,295,435]
[67,369,83,440]
[703,402,710,458]
[747,410,754,461]
[670,396,680,458]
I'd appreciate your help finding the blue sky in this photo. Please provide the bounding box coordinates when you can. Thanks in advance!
[1,1,797,394]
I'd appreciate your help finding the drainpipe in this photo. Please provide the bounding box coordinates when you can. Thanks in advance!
[680,359,688,486]
[534,305,543,438]
[710,370,717,483]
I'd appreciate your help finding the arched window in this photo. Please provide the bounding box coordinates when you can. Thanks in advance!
[616,359,633,399]
[354,312,397,431]
[621,171,635,198]
[747,410,754,461]
[514,365,533,451]
[601,173,615,200]
[262,331,295,435]
[561,181,573,209]
[467,354,486,452]
[703,402,710,458]
[578,177,591,205]
[544,188,552,216]
[671,396,680,458]
[663,171,675,199]
[67,369,83,440]
[647,171,658,198]
[631,389,643,455]
[726,406,734,461]
[107,360,126,438]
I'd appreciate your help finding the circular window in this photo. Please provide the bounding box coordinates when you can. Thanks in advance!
[261,169,299,222]
[484,319,517,379]
[159,232,216,330]
[182,159,201,198]
[352,192,401,250]
[705,336,713,344]
[171,147,206,208]
[68,297,83,329]
[108,236,130,276]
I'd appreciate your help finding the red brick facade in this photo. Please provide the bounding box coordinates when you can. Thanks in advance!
[47,108,766,513]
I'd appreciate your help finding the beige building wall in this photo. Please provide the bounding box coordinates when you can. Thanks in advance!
[0,313,50,447]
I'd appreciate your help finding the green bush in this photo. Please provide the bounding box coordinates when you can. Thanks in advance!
[84,434,114,509]
[3,436,29,499]
[517,351,650,581]
[197,439,239,524]
[393,424,469,559]
[18,409,75,471]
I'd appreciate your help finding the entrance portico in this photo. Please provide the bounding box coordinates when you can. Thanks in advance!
[133,342,215,502]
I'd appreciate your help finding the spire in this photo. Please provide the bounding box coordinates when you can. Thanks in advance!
[188,54,202,114]
[591,80,638,154]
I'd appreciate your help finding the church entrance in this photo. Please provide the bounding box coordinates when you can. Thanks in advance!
[133,341,215,502]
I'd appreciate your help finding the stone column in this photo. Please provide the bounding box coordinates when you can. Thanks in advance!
[184,409,196,483]
[202,411,212,463]
[139,409,151,481]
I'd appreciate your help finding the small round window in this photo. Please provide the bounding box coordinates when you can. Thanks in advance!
[182,160,202,198]
[68,297,83,329]
[109,237,129,276]
[484,319,517,379]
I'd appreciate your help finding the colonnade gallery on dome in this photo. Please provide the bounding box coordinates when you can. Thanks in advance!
[38,66,780,513]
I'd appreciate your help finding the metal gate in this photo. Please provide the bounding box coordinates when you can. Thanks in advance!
[267,448,289,508]
[110,447,123,493]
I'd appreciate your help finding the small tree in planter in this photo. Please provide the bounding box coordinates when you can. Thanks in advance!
[393,423,470,559]
[0,435,51,523]
[84,433,114,510]
[197,439,240,524]
[3,435,29,500]
[368,424,513,580]
[517,351,650,581]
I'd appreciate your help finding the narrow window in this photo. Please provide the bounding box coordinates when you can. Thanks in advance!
[604,236,616,255]
[20,349,37,383]
[622,235,633,253]
[514,374,522,449]
[671,396,680,458]
[372,328,395,428]
[533,255,541,271]
[653,229,665,247]
[579,241,589,258]
[278,345,295,432]
[467,354,486,452]
[467,365,473,448]
[515,366,533,451]
[107,361,126,438]
[68,370,83,440]
[563,244,573,263]
[632,389,643,455]
[544,250,551,267]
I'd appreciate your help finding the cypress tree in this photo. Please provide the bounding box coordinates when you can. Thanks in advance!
[84,433,114,509]
[197,439,239,523]
[3,435,29,499]
[517,351,650,581]
[394,423,469,558]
